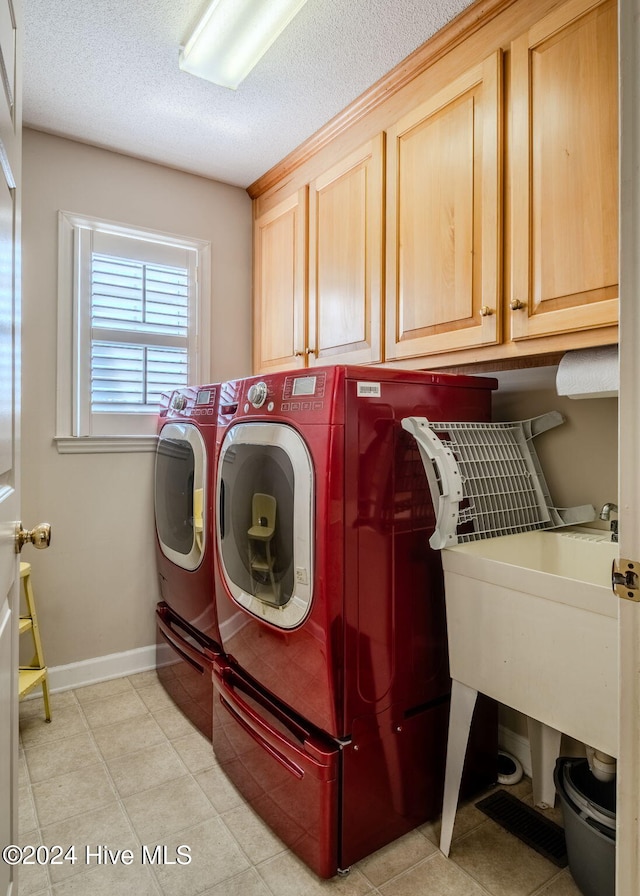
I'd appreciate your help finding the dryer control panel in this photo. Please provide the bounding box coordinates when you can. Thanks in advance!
[281,372,327,413]
[239,372,330,419]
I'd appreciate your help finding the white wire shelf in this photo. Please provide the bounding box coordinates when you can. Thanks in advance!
[401,412,595,549]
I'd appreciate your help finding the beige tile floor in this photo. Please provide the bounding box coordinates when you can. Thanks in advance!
[17,673,583,896]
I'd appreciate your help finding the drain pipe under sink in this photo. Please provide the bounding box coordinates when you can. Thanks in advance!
[585,745,617,783]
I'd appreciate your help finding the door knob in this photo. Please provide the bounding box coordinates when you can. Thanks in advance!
[15,522,52,553]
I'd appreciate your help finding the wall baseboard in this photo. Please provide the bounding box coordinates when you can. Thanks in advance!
[47,645,157,693]
[46,614,244,694]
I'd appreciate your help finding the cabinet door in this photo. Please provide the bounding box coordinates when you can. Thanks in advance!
[385,51,502,361]
[509,0,618,341]
[253,188,307,373]
[307,136,383,366]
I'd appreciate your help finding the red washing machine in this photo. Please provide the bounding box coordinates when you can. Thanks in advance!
[154,383,223,739]
[211,365,498,876]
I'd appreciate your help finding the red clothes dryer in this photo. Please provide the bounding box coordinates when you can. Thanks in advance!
[154,383,222,738]
[212,366,498,876]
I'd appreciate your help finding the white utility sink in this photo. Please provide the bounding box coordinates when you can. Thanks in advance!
[438,527,619,856]
[443,527,619,756]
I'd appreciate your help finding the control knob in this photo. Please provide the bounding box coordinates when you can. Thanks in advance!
[247,381,268,409]
[171,393,187,411]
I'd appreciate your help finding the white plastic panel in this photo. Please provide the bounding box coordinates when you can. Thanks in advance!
[402,412,595,548]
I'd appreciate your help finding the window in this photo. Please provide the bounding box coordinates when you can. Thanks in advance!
[56,212,210,452]
[90,246,190,412]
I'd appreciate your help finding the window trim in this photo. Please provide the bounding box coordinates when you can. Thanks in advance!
[56,211,211,453]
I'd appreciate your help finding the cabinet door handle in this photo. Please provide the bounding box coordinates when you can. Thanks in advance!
[510,299,526,311]
[294,350,304,357]
[305,347,318,358]
[479,306,495,317]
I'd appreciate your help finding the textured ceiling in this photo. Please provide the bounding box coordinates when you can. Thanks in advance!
[23,0,476,189]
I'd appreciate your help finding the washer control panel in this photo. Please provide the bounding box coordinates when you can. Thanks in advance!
[161,385,218,418]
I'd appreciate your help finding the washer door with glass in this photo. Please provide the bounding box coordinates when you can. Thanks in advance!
[155,422,206,571]
[217,422,314,630]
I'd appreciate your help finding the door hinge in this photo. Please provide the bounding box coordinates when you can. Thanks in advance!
[612,558,640,601]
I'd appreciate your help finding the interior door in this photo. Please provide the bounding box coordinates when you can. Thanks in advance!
[617,0,640,891]
[0,2,20,895]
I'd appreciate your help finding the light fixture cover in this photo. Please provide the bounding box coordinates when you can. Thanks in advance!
[180,0,310,90]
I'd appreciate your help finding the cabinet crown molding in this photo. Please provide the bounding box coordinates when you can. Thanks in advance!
[247,0,519,199]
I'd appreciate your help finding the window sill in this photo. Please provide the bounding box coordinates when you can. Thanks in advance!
[54,436,159,454]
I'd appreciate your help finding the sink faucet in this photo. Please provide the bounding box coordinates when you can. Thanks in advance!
[599,502,618,520]
[599,503,618,542]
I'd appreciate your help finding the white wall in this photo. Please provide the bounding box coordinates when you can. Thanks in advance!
[21,129,252,670]
[492,379,618,519]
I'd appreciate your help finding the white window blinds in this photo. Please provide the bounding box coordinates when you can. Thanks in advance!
[90,252,190,411]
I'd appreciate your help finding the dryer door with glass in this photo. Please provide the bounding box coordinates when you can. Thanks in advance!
[217,422,314,630]
[155,422,206,571]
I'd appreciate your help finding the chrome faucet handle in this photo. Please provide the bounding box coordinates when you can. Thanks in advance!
[611,519,619,543]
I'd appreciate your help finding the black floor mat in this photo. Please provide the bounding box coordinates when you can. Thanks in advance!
[476,789,568,867]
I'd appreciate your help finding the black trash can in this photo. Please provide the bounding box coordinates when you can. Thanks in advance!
[554,757,616,896]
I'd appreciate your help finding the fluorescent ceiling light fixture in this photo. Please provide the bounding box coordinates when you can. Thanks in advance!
[180,0,310,90]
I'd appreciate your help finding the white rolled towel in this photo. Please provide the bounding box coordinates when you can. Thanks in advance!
[556,345,618,399]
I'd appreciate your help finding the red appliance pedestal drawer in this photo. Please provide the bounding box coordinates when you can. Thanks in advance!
[212,659,340,878]
[156,603,218,740]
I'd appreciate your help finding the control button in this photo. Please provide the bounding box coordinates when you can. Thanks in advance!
[171,394,187,411]
[267,401,274,412]
[243,403,249,413]
[247,381,268,408]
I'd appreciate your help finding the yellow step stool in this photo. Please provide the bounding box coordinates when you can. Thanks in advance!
[18,561,51,721]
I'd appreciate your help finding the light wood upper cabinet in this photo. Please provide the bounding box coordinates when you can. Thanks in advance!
[509,0,618,341]
[307,135,383,366]
[253,188,307,374]
[251,0,619,374]
[254,138,383,373]
[385,51,502,362]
